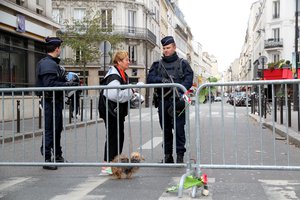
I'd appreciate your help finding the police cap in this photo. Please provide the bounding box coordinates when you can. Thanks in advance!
[45,37,63,45]
[161,36,175,46]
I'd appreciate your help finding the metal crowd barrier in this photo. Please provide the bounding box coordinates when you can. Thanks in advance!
[194,79,300,172]
[0,83,193,197]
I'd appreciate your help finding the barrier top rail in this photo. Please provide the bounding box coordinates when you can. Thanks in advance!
[0,83,187,93]
[196,79,300,91]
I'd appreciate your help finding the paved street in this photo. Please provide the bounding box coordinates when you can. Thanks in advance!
[1,103,300,199]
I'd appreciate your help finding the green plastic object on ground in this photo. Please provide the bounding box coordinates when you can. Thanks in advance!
[166,175,204,192]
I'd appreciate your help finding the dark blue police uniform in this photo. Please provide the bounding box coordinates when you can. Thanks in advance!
[36,55,68,161]
[147,36,194,163]
[36,37,78,166]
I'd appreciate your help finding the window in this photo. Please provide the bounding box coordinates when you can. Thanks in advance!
[273,28,280,41]
[76,49,82,63]
[74,8,86,21]
[132,69,137,76]
[273,1,280,18]
[101,9,112,32]
[52,9,63,24]
[128,10,136,33]
[128,45,137,64]
[273,54,280,63]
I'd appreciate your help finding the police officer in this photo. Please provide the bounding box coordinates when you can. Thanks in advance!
[36,37,78,170]
[147,36,194,163]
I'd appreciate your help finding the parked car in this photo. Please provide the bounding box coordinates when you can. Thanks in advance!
[227,92,250,106]
[214,96,222,102]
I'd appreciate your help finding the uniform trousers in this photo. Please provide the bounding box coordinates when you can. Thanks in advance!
[158,99,186,155]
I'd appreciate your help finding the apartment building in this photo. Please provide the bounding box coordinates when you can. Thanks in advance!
[52,0,160,87]
[0,0,60,88]
[239,0,298,82]
[0,0,207,92]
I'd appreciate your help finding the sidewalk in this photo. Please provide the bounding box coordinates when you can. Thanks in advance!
[0,113,102,144]
[249,109,300,147]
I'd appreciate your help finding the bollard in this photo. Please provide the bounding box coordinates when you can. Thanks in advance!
[90,99,93,120]
[280,97,283,124]
[69,100,72,124]
[39,100,42,129]
[17,100,20,133]
[81,99,84,121]
[274,96,277,122]
[288,99,291,127]
[264,97,267,119]
[251,95,254,114]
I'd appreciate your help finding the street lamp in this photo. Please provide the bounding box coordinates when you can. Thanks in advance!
[145,10,155,107]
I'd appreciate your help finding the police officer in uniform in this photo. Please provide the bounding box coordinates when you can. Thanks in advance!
[147,36,194,163]
[36,37,78,170]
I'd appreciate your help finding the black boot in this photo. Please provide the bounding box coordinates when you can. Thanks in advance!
[43,159,58,170]
[176,154,184,163]
[161,154,174,163]
[40,146,43,156]
[53,155,65,163]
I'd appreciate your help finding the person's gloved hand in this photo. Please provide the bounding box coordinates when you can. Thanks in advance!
[136,82,144,86]
[65,81,79,86]
[162,78,171,83]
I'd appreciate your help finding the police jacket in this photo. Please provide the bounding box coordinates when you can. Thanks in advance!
[147,52,194,97]
[36,55,69,101]
[98,66,133,119]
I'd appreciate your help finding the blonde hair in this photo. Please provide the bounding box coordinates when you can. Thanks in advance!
[112,50,129,65]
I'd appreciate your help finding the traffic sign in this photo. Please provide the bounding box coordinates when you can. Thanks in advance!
[259,56,267,64]
[258,56,268,69]
[99,40,111,53]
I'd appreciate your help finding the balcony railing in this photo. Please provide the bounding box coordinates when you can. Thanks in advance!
[112,25,156,45]
[60,25,156,46]
[264,38,283,49]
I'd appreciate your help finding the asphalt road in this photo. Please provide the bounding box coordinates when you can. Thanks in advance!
[1,103,300,199]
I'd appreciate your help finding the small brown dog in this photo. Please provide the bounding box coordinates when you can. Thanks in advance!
[111,152,144,179]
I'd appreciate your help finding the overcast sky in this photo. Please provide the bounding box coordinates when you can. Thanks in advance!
[178,0,257,72]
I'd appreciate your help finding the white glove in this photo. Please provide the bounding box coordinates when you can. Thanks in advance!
[136,82,144,86]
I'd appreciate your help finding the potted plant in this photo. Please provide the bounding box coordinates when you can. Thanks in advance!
[268,62,275,71]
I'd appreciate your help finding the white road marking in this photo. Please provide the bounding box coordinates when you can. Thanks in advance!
[259,179,300,200]
[50,177,109,200]
[139,136,162,150]
[0,177,31,191]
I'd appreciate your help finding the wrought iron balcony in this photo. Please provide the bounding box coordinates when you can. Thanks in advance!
[112,25,156,46]
[264,38,283,49]
[59,25,156,46]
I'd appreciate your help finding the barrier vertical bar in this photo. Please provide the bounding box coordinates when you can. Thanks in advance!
[17,100,20,133]
[90,99,93,120]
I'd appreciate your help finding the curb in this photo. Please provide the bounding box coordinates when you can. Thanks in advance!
[249,114,300,147]
[0,119,103,144]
